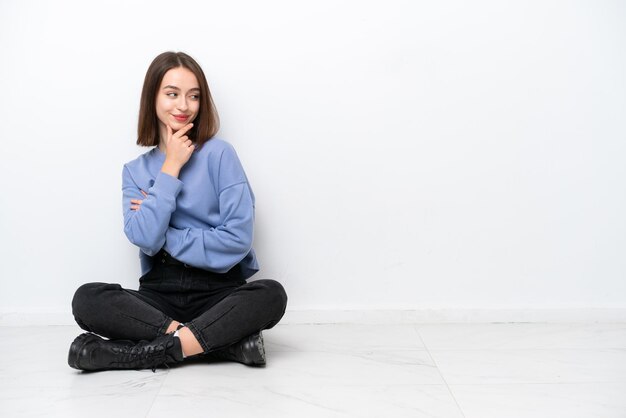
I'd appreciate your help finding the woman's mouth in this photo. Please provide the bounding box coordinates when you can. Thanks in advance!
[173,114,189,122]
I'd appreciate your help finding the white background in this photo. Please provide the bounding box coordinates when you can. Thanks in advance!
[0,0,625,318]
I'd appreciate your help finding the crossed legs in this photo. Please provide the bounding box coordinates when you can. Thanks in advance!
[70,279,287,370]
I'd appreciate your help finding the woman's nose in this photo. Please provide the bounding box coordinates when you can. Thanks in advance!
[177,97,189,111]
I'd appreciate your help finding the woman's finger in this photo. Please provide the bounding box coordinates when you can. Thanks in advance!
[172,123,193,139]
[141,190,148,197]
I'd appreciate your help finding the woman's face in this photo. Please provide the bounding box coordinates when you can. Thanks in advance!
[155,66,200,139]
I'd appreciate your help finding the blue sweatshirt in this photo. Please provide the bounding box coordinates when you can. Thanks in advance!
[122,138,259,280]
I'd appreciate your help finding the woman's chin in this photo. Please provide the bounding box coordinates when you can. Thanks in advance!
[170,120,193,132]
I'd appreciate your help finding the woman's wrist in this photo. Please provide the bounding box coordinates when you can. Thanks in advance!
[161,159,182,178]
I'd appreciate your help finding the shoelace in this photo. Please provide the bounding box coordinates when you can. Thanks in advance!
[112,341,168,371]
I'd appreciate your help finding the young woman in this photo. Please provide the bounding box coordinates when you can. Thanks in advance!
[68,52,288,371]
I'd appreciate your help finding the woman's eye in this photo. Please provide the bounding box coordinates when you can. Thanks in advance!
[167,92,177,97]
[190,95,200,100]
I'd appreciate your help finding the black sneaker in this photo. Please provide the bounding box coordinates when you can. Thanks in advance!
[204,331,266,366]
[68,332,183,371]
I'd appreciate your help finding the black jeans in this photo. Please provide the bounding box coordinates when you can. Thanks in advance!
[71,250,288,353]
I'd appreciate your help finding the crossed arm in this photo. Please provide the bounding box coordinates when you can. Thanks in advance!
[124,178,254,272]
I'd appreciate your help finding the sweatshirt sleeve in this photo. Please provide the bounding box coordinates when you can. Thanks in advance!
[162,144,255,272]
[122,166,183,256]
[163,182,255,272]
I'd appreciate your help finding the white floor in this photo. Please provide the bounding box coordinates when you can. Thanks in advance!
[1,323,626,418]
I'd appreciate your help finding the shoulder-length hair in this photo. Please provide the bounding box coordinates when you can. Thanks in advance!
[137,51,219,148]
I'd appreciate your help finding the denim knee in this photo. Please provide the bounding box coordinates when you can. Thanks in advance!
[254,279,288,324]
[71,282,119,325]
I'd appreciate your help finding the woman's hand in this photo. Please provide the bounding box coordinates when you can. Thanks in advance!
[161,123,195,178]
[130,190,148,211]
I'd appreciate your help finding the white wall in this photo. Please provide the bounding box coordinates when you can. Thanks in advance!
[1,0,625,320]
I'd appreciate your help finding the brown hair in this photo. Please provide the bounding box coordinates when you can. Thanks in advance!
[137,51,219,148]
